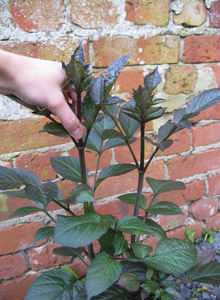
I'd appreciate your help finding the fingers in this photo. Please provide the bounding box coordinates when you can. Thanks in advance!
[47,93,85,140]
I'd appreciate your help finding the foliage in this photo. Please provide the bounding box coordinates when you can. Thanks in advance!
[2,43,220,300]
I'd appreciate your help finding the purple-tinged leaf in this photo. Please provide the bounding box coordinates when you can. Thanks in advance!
[117,272,140,292]
[144,67,162,92]
[196,249,216,267]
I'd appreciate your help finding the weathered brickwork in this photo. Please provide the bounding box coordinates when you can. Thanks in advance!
[0,0,220,298]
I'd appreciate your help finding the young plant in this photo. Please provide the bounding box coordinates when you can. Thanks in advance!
[2,44,220,300]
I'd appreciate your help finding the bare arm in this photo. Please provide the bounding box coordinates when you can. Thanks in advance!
[0,50,85,139]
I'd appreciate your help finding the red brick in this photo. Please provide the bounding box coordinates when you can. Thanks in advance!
[189,198,218,220]
[69,147,112,172]
[0,39,89,63]
[68,258,90,277]
[94,36,180,67]
[0,223,43,255]
[0,274,38,300]
[10,0,65,32]
[166,221,203,240]
[114,69,145,95]
[208,174,220,196]
[192,123,220,147]
[115,137,153,164]
[70,0,118,29]
[16,151,62,181]
[0,117,71,154]
[93,160,164,199]
[95,199,133,219]
[158,206,187,231]
[210,65,220,88]
[206,213,220,231]
[125,0,169,26]
[0,253,26,280]
[0,161,12,168]
[164,65,197,94]
[142,236,159,253]
[56,180,77,199]
[167,149,220,180]
[184,36,220,63]
[157,129,191,156]
[210,1,220,28]
[154,180,205,207]
[29,243,71,271]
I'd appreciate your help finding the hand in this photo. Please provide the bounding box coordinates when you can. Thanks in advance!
[0,50,85,139]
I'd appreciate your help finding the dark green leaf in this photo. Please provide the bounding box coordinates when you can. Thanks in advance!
[96,164,136,188]
[104,53,132,96]
[86,253,122,300]
[117,272,140,292]
[118,193,146,211]
[53,246,82,257]
[82,92,99,122]
[105,96,125,105]
[65,56,87,90]
[148,201,183,215]
[146,177,186,196]
[144,67,162,92]
[25,268,76,300]
[158,122,176,143]
[0,166,40,190]
[93,115,116,138]
[103,137,136,151]
[116,216,153,235]
[143,238,197,275]
[187,261,220,285]
[65,184,95,204]
[121,261,148,282]
[34,226,54,244]
[73,281,87,300]
[86,130,102,153]
[113,232,128,256]
[39,122,69,138]
[158,140,173,151]
[145,107,166,123]
[90,74,105,105]
[54,213,112,248]
[101,103,119,117]
[5,188,28,198]
[130,244,152,259]
[144,219,166,240]
[25,182,58,208]
[102,129,124,140]
[51,156,84,182]
[141,280,160,293]
[93,284,130,300]
[133,86,152,111]
[99,229,116,255]
[11,206,42,217]
[119,99,140,135]
[185,88,220,118]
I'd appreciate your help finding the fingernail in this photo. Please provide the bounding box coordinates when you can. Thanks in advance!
[71,127,83,139]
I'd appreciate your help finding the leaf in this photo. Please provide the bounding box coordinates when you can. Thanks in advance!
[141,280,160,293]
[40,122,69,138]
[102,129,124,140]
[11,206,42,217]
[53,246,82,257]
[105,96,125,105]
[54,213,112,248]
[0,166,40,190]
[116,216,154,235]
[145,107,166,123]
[86,253,122,300]
[133,86,152,111]
[93,115,116,138]
[144,67,162,92]
[103,137,136,151]
[119,100,140,136]
[34,226,54,244]
[51,156,84,182]
[73,42,87,66]
[143,238,197,275]
[148,201,183,215]
[144,219,167,240]
[130,244,152,259]
[65,57,87,91]
[118,193,146,211]
[93,284,130,300]
[99,229,116,255]
[96,164,136,188]
[104,53,132,96]
[185,88,220,118]
[146,177,186,196]
[187,261,220,285]
[25,268,76,300]
[117,272,140,292]
[113,232,128,256]
[73,281,87,300]
[25,182,58,208]
[65,184,95,204]
[86,130,102,153]
[120,261,148,282]
[90,74,105,105]
[82,92,99,122]
[158,122,176,143]
[173,108,186,124]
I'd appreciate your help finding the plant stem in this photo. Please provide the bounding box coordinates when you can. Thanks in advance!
[44,211,56,223]
[53,199,75,216]
[92,141,103,194]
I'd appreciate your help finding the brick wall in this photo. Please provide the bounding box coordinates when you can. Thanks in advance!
[0,0,220,299]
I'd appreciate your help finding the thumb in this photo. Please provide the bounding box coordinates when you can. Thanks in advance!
[48,94,85,139]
